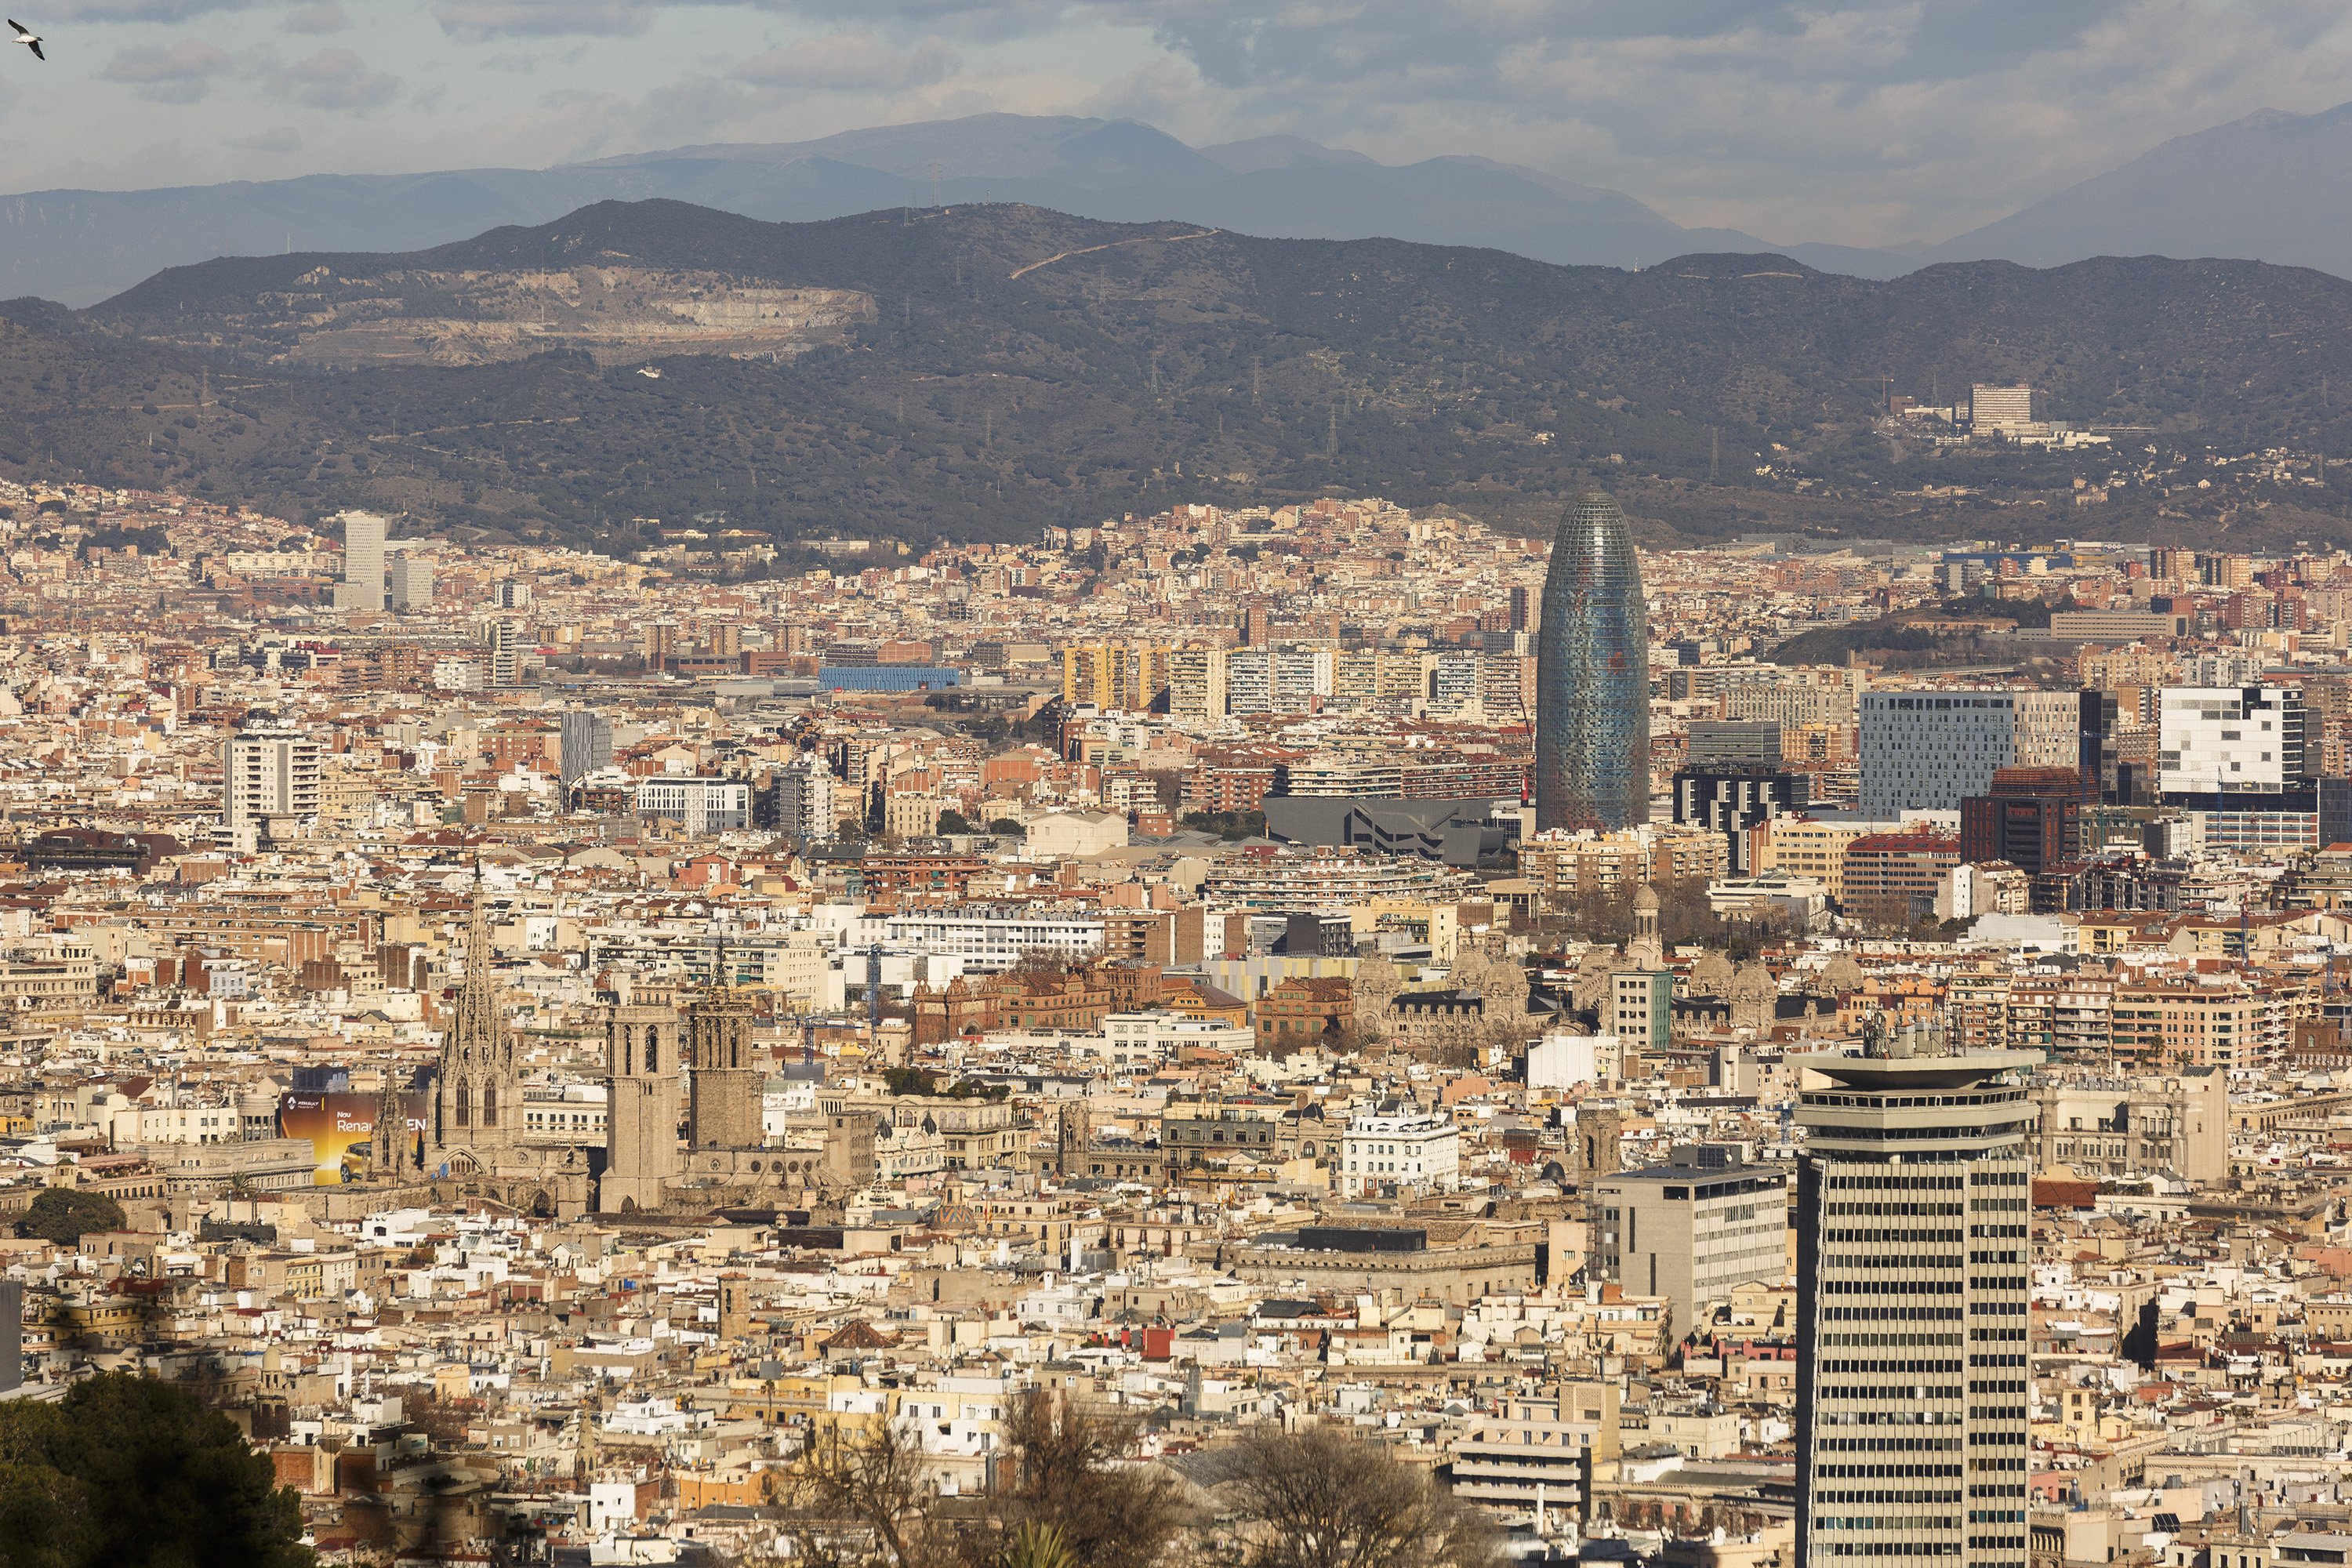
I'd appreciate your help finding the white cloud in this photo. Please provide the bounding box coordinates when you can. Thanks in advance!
[98,38,235,103]
[732,31,960,92]
[281,2,349,32]
[280,45,400,110]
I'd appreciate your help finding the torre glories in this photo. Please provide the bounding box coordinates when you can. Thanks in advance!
[1535,490,1650,832]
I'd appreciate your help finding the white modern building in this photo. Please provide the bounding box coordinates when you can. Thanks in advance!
[1969,383,2034,433]
[2158,685,2307,796]
[1857,688,2075,817]
[878,908,1105,971]
[1340,1102,1460,1198]
[222,724,322,832]
[633,776,752,835]
[1090,1011,1258,1072]
[334,510,388,612]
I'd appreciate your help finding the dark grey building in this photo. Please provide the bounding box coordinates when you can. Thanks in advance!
[559,708,613,786]
[1674,768,1811,871]
[1261,796,1516,866]
[1535,492,1649,833]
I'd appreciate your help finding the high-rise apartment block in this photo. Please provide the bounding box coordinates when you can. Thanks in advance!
[1795,1029,2038,1568]
[222,724,322,831]
[335,510,387,612]
[765,753,837,842]
[486,619,523,687]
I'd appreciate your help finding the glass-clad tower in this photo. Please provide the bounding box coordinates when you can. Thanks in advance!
[1535,490,1650,831]
[1794,1018,2039,1568]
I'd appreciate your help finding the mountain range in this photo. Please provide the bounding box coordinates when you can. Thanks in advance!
[12,199,2352,551]
[16,102,2352,308]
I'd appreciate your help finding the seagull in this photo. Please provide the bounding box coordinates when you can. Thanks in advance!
[7,21,40,60]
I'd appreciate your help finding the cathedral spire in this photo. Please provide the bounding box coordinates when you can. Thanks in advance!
[450,869,501,1056]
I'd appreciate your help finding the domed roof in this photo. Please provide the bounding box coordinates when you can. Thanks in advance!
[1634,884,1660,911]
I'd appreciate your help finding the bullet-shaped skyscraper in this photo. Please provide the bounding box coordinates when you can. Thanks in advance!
[1535,491,1650,831]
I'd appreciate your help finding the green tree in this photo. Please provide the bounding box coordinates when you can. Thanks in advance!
[0,1373,312,1568]
[15,1189,125,1247]
[938,808,976,835]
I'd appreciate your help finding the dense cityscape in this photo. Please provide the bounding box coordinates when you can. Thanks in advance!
[0,364,2347,1565]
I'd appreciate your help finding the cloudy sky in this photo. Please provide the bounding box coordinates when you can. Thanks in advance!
[7,0,2352,249]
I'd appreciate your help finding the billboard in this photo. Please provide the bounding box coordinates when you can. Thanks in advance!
[278,1091,430,1185]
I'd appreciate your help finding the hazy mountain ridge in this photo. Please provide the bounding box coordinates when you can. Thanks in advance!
[1925,102,2352,277]
[0,114,1835,308]
[11,199,2352,553]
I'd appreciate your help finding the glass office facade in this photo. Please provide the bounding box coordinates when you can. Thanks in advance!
[1535,491,1650,832]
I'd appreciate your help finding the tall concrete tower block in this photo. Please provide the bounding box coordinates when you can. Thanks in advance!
[601,999,680,1214]
[1793,1034,2042,1568]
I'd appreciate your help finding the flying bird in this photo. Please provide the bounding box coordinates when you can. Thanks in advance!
[7,21,41,60]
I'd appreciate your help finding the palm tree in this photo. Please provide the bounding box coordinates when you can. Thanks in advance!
[1002,1522,1074,1568]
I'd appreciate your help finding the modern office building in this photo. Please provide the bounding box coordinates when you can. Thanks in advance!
[1794,1023,2039,1568]
[2157,685,2307,797]
[1858,689,2076,818]
[221,724,323,832]
[335,510,388,612]
[1841,831,1962,927]
[1611,971,1674,1056]
[633,777,752,836]
[1958,767,2085,876]
[559,710,613,786]
[1595,1149,1790,1330]
[388,553,434,612]
[1969,383,2034,433]
[1686,720,1784,768]
[1535,491,1649,832]
[1675,769,1812,872]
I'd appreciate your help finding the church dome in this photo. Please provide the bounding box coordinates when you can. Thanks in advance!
[1634,884,1660,911]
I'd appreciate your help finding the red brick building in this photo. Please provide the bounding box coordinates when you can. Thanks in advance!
[1842,831,1961,928]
